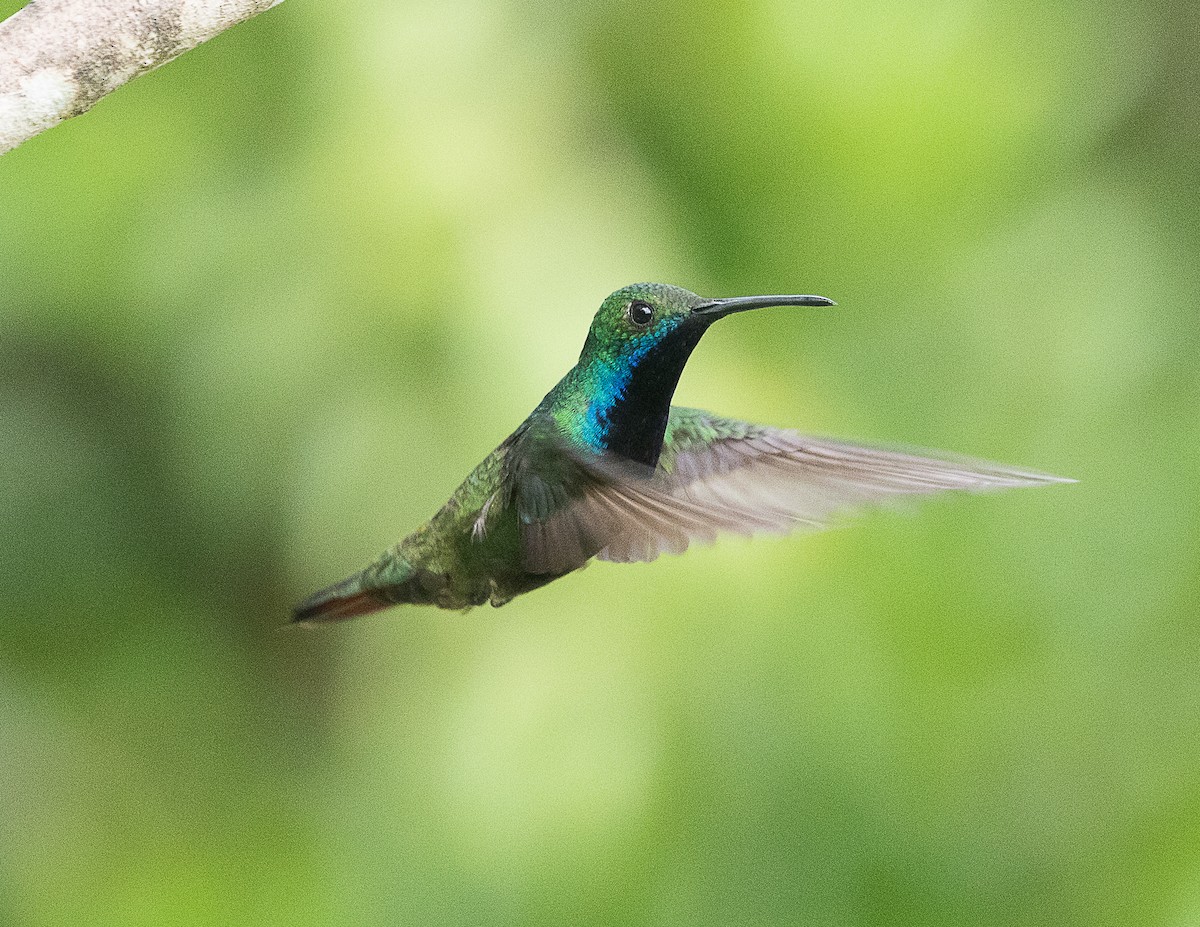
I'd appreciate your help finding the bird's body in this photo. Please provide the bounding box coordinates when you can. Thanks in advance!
[295,283,1067,623]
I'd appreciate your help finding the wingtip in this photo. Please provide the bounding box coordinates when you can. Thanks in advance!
[1004,469,1077,488]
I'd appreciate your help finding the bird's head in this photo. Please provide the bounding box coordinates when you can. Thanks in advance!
[578,282,835,366]
[564,283,835,466]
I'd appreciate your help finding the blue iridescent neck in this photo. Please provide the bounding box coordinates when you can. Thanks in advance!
[560,319,709,467]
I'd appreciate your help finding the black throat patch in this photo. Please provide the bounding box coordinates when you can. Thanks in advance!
[598,324,708,467]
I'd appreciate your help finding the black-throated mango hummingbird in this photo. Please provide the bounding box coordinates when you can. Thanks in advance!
[295,283,1068,622]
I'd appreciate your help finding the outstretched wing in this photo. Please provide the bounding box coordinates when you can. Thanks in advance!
[517,407,1071,573]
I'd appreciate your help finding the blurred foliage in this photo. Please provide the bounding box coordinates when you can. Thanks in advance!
[1,0,1198,925]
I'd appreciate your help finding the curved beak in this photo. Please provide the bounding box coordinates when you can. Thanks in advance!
[691,293,837,318]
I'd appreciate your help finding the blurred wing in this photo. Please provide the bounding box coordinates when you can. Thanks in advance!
[519,409,1071,572]
[519,465,785,574]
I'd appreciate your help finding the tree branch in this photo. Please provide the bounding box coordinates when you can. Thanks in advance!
[0,0,285,156]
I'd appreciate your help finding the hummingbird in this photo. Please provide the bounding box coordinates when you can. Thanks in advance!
[294,283,1068,623]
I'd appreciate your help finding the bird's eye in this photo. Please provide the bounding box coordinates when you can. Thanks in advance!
[627,300,654,327]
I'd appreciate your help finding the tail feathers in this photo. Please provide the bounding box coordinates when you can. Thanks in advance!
[292,572,392,624]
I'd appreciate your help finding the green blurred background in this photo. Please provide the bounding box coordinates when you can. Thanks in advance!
[2,0,1198,924]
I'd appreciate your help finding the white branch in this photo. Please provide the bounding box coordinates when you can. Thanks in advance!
[0,0,285,155]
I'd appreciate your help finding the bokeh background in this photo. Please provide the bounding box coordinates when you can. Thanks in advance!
[2,0,1198,924]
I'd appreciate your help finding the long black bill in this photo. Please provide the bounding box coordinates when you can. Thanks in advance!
[691,293,837,317]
